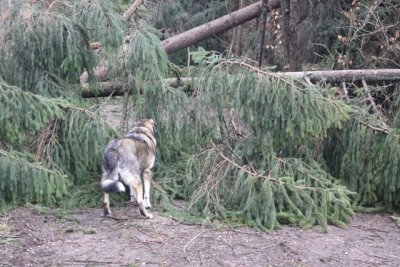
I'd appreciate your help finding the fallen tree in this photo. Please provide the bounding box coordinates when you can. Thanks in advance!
[162,0,280,55]
[82,68,400,97]
[81,1,281,83]
[81,79,185,97]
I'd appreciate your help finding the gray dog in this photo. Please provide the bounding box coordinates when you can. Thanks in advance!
[100,119,156,218]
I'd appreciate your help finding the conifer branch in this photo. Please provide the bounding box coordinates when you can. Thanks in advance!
[222,60,306,93]
[356,119,389,134]
[30,118,59,166]
[217,149,281,184]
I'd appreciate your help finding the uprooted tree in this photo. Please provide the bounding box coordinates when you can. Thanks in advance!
[0,0,399,231]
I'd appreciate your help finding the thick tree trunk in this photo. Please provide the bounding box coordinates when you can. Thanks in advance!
[162,0,281,55]
[82,69,400,98]
[257,0,269,67]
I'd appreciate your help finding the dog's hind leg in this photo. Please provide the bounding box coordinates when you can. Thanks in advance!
[129,188,137,203]
[103,193,112,216]
[131,178,153,219]
[143,168,152,209]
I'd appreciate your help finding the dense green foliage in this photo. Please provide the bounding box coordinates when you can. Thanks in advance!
[0,0,124,96]
[137,57,357,229]
[0,0,399,232]
[0,149,69,211]
[0,0,122,211]
[325,119,400,210]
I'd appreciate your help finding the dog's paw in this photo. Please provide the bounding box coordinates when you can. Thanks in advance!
[103,210,112,217]
[146,213,154,219]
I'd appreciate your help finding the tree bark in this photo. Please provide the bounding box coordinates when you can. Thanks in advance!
[280,69,400,83]
[257,0,269,67]
[233,0,245,55]
[281,0,291,69]
[162,0,281,55]
[81,78,189,97]
[82,69,400,98]
[122,0,144,21]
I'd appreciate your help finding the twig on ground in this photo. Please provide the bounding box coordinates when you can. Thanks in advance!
[183,230,205,265]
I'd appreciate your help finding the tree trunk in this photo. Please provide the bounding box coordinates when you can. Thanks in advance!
[278,68,400,83]
[233,0,245,55]
[81,78,189,97]
[257,0,269,67]
[82,69,400,97]
[162,0,281,55]
[281,0,291,69]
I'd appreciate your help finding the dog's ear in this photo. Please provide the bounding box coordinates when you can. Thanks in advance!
[151,119,157,134]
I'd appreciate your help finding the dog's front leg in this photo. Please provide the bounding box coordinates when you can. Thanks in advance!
[143,168,152,209]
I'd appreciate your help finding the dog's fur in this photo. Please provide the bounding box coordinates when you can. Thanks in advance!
[100,119,156,218]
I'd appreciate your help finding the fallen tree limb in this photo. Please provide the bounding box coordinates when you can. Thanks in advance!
[81,1,280,82]
[162,0,280,55]
[276,69,400,83]
[81,69,400,98]
[122,0,144,21]
[81,78,188,97]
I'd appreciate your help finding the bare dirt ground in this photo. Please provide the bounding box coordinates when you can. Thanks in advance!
[1,204,400,267]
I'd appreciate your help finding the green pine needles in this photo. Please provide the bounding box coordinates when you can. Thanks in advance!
[0,77,116,212]
[0,149,69,212]
[0,79,65,146]
[54,109,117,184]
[143,56,398,230]
[0,0,125,96]
[0,0,124,212]
[325,119,400,210]
[0,0,399,232]
[185,148,354,230]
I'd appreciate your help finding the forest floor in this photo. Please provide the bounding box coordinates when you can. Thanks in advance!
[1,205,400,266]
[2,103,400,267]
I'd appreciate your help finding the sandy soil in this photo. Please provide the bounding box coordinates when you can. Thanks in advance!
[1,204,400,267]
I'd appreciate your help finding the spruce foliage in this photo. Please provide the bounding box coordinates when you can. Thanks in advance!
[127,52,398,230]
[53,109,117,184]
[0,0,124,96]
[0,79,64,146]
[1,0,399,233]
[325,117,400,209]
[129,55,357,230]
[0,149,69,212]
[0,77,116,211]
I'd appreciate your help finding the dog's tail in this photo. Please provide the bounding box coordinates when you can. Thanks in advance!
[101,140,125,193]
[101,179,125,193]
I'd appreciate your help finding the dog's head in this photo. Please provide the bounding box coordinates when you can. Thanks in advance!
[131,119,157,135]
